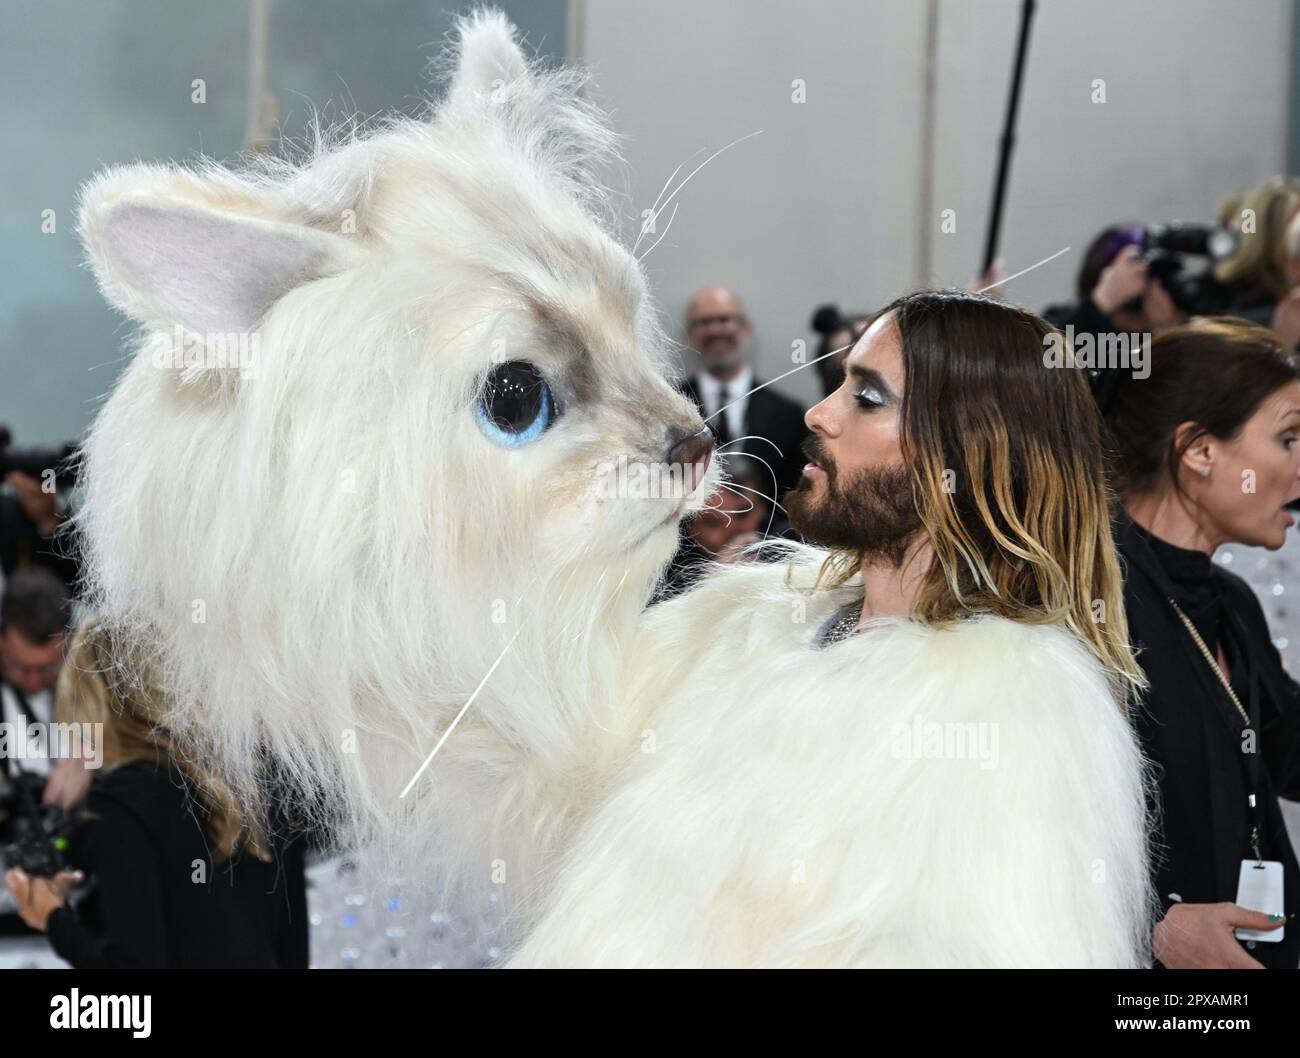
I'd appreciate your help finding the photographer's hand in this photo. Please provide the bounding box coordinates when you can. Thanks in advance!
[43,759,92,810]
[1142,278,1184,333]
[3,867,83,932]
[1092,245,1148,316]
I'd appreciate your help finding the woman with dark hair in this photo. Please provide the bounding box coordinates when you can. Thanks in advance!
[1106,316,1300,968]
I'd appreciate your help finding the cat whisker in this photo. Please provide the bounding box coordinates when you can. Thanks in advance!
[715,434,783,456]
[632,159,695,257]
[704,343,852,427]
[703,488,750,519]
[400,628,521,798]
[977,245,1070,292]
[719,479,788,518]
[635,200,680,264]
[638,148,703,243]
[710,485,754,523]
[717,447,785,538]
[631,130,764,256]
[699,247,1074,426]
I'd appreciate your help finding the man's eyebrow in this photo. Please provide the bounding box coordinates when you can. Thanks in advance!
[845,363,895,396]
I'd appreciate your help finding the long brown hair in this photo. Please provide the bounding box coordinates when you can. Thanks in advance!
[55,618,268,861]
[816,289,1144,704]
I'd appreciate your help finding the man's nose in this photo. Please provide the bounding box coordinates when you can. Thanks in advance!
[805,397,834,436]
[667,427,715,493]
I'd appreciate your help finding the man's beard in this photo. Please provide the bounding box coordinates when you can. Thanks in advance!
[700,340,742,374]
[786,438,922,565]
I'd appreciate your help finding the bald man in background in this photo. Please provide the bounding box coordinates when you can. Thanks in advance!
[677,287,808,515]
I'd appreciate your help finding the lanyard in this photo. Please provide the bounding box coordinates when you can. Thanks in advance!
[1168,599,1266,863]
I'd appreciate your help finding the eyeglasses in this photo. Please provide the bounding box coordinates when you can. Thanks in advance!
[688,313,746,330]
[3,659,62,680]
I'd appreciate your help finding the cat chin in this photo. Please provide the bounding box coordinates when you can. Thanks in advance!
[632,507,686,551]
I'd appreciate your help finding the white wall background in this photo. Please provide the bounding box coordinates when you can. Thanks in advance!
[580,0,1293,407]
[4,1,1291,439]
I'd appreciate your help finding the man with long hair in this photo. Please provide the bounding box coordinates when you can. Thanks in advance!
[507,289,1155,966]
[788,289,1143,693]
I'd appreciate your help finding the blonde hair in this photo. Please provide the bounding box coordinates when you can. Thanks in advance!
[815,290,1145,705]
[1215,176,1300,302]
[56,618,268,860]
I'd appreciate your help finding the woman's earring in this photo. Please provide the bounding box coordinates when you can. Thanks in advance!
[1198,465,1212,478]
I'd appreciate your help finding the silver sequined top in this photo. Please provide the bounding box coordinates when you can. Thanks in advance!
[813,595,865,649]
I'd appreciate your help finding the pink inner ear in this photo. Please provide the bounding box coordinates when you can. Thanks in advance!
[102,200,344,335]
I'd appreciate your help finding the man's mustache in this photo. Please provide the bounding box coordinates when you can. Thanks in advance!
[802,436,835,480]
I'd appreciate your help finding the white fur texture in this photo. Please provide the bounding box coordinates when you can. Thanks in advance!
[76,10,1152,964]
[511,553,1153,967]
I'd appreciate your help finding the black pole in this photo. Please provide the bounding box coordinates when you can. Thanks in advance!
[981,0,1037,277]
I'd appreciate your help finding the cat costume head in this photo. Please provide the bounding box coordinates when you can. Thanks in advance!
[75,9,720,869]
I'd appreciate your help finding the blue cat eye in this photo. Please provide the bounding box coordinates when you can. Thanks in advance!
[474,361,556,448]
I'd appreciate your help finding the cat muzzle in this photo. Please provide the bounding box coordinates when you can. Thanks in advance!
[666,427,715,494]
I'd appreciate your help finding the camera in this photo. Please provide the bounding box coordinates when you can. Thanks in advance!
[1135,222,1238,316]
[0,770,79,878]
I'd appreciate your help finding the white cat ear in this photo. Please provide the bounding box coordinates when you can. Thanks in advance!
[78,164,358,337]
[447,8,530,105]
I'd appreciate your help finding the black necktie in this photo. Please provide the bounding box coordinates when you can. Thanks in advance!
[713,384,732,447]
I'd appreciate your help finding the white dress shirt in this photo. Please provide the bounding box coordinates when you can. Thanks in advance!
[695,365,753,447]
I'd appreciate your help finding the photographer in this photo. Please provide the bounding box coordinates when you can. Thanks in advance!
[1,428,81,594]
[1267,206,1300,351]
[0,568,71,789]
[1215,176,1300,326]
[1044,225,1185,344]
[4,619,309,968]
[0,568,75,935]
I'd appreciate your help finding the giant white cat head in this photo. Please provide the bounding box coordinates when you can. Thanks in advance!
[76,9,719,857]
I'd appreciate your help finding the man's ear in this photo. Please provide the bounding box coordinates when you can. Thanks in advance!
[78,163,359,338]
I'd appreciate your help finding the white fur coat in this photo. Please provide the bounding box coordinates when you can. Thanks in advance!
[508,555,1152,967]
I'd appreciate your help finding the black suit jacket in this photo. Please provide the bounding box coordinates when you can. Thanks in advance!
[678,374,808,504]
[0,495,81,591]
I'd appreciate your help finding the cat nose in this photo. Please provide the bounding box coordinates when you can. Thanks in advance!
[666,427,714,493]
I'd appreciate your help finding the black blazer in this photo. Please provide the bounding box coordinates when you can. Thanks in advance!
[678,374,808,503]
[1117,515,1300,968]
[0,495,80,591]
[49,761,308,968]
